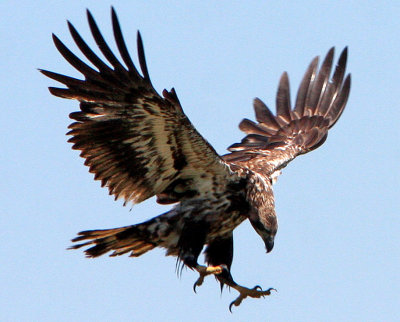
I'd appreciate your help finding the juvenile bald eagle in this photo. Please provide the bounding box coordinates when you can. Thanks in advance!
[41,8,351,310]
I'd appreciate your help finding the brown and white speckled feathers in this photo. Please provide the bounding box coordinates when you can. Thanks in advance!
[43,8,351,290]
[40,8,234,205]
[223,48,351,178]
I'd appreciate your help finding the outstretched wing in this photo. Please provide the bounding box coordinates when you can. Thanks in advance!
[41,8,232,205]
[223,48,351,176]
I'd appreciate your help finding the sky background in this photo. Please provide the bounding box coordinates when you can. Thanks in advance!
[2,1,399,321]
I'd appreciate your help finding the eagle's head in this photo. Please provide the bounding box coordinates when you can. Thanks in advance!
[249,212,277,253]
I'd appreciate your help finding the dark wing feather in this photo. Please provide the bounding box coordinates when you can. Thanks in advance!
[223,47,351,176]
[41,8,232,205]
[276,72,292,123]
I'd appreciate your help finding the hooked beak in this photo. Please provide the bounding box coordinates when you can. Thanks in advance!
[264,237,274,253]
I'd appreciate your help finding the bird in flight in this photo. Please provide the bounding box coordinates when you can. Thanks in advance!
[41,8,351,311]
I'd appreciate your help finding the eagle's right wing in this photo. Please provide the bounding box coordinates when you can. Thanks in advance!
[223,48,351,177]
[41,8,233,206]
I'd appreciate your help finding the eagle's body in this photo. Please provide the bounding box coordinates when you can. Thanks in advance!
[41,8,351,310]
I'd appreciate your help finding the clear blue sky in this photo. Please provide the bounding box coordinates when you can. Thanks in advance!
[2,1,399,321]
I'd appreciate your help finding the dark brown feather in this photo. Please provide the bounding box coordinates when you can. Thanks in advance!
[111,7,138,74]
[306,47,334,116]
[87,9,124,71]
[253,98,281,130]
[293,56,319,118]
[276,72,292,123]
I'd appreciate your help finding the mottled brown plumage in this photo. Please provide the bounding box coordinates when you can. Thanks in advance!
[41,8,351,310]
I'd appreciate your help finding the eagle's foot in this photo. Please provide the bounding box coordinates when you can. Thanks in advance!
[229,285,276,312]
[193,264,225,293]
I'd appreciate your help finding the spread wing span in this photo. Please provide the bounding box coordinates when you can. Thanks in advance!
[40,8,232,205]
[223,48,351,176]
[43,8,352,310]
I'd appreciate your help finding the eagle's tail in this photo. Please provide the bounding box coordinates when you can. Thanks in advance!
[69,221,159,258]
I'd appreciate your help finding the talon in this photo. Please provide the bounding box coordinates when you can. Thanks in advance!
[229,301,234,313]
[193,276,204,293]
[254,285,263,291]
[229,297,242,313]
[264,287,277,295]
[229,292,246,313]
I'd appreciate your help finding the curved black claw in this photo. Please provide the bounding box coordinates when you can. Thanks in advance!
[229,300,238,313]
[254,285,263,291]
[193,276,204,293]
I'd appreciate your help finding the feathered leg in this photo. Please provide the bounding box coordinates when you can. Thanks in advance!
[193,234,234,292]
[177,220,209,271]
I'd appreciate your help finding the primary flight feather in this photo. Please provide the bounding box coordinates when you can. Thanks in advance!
[41,7,351,310]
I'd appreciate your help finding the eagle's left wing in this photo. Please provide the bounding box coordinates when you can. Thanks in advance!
[223,48,351,178]
[41,8,233,205]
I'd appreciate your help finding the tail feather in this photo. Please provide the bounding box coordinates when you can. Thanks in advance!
[69,225,157,258]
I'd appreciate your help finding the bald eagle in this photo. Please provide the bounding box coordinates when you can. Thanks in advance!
[41,8,351,311]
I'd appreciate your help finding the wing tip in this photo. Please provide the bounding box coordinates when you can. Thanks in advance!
[110,6,119,29]
[327,46,335,57]
[279,71,289,84]
[86,8,94,21]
